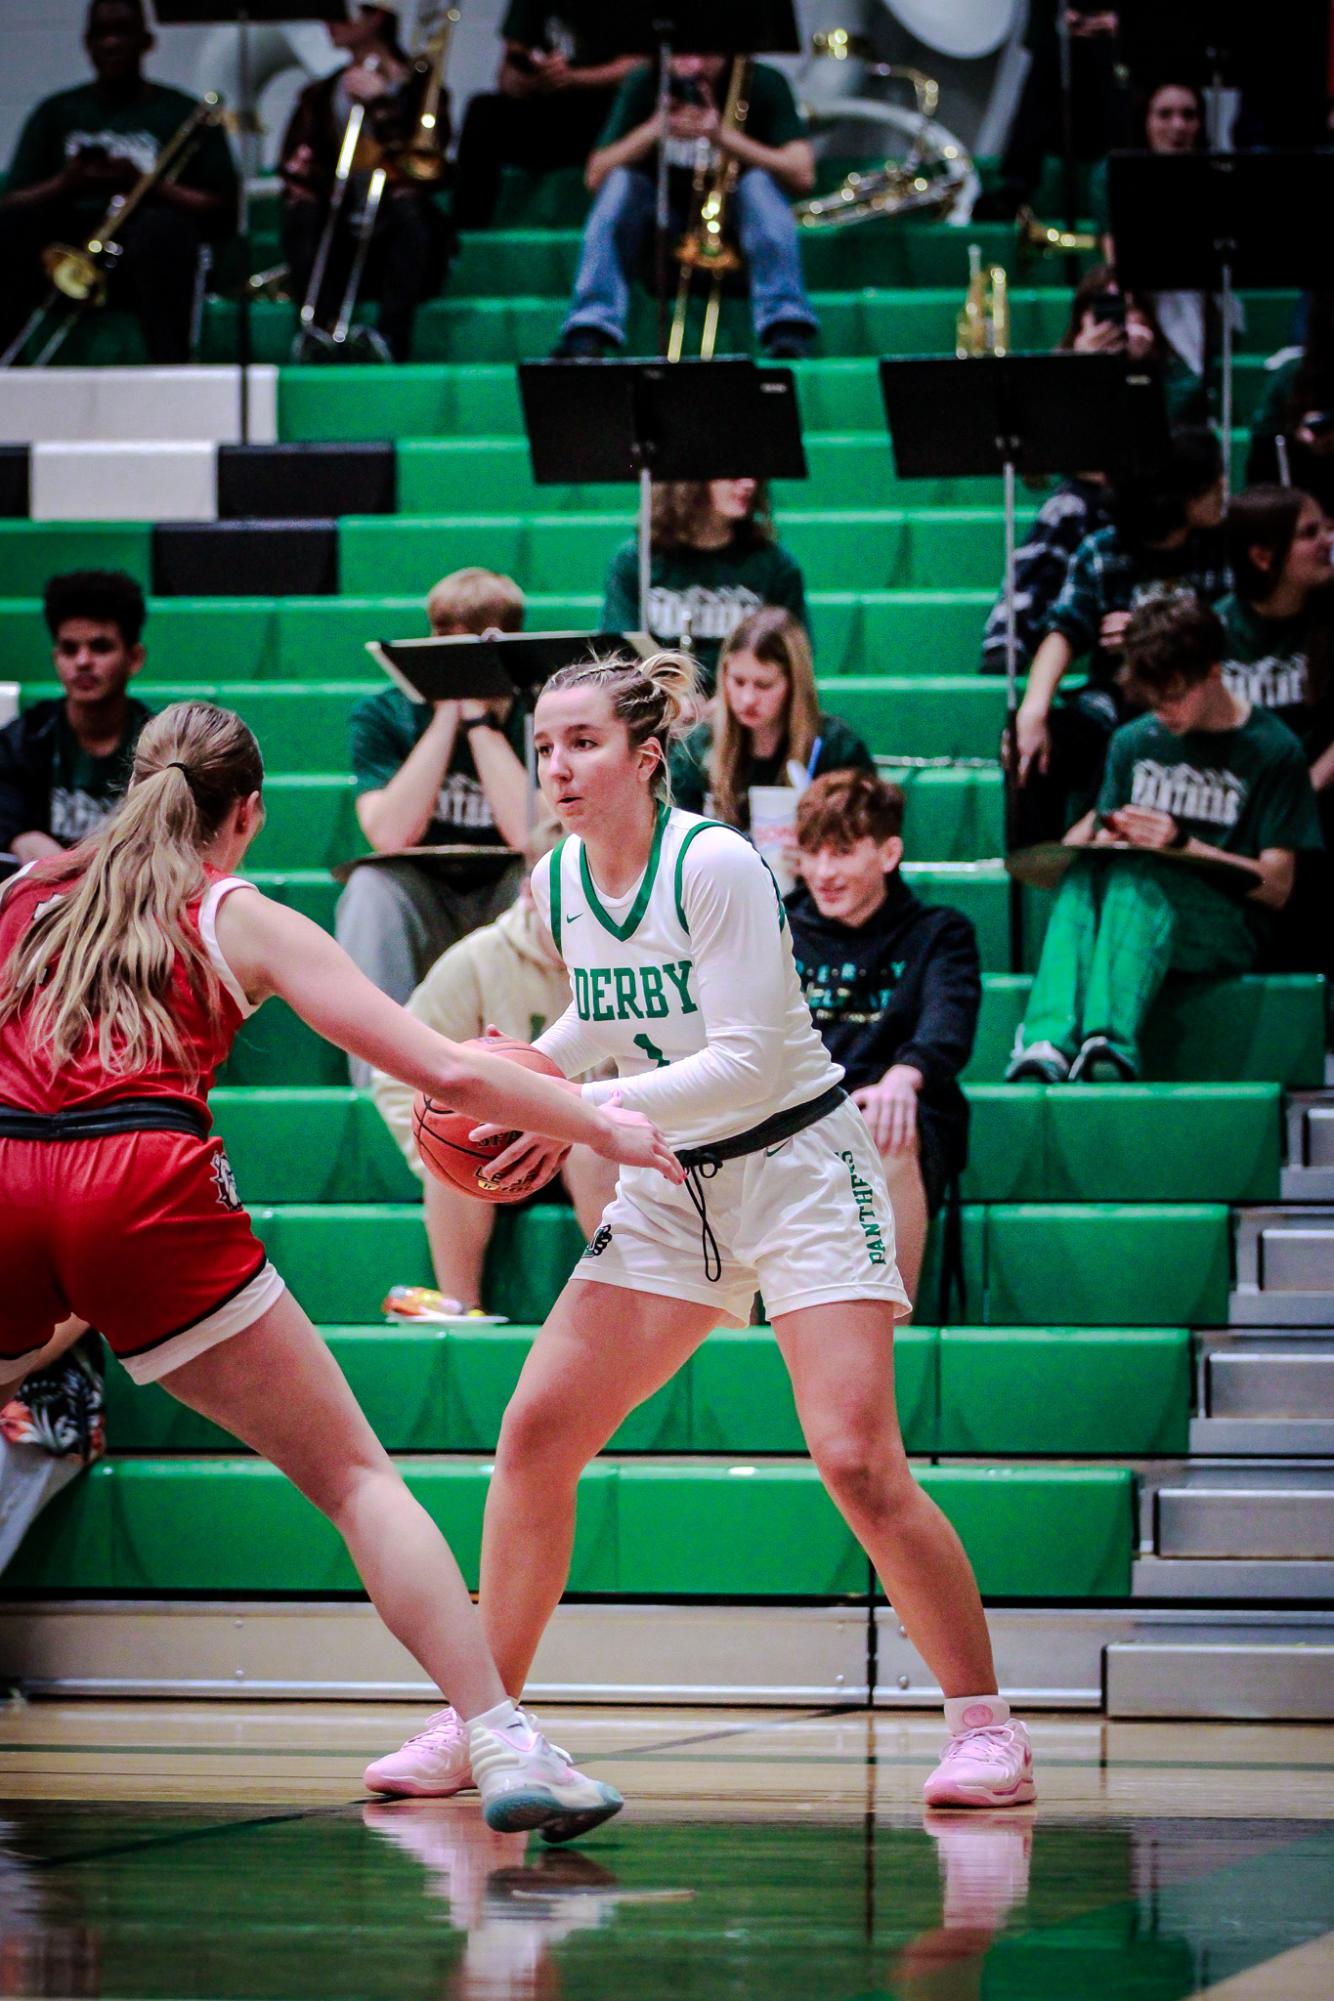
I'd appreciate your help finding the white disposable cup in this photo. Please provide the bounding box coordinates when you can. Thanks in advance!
[748,785,798,896]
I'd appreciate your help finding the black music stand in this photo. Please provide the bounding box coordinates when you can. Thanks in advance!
[155,2,344,443]
[366,628,652,819]
[1108,151,1334,493]
[617,4,801,356]
[519,356,807,633]
[880,352,1169,969]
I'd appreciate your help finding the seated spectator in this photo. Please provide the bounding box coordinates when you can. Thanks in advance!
[552,51,818,362]
[371,838,617,1314]
[0,570,153,874]
[1219,484,1334,974]
[451,5,637,232]
[602,477,806,690]
[335,567,531,1084]
[0,0,238,365]
[1247,292,1334,519]
[787,771,981,1305]
[1013,424,1228,840]
[1,1325,104,1575]
[279,4,452,363]
[1007,592,1323,1084]
[669,608,872,831]
[1091,77,1233,389]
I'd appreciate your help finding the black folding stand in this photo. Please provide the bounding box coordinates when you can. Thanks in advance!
[1108,150,1334,496]
[880,351,1168,969]
[519,356,806,635]
[156,1,343,443]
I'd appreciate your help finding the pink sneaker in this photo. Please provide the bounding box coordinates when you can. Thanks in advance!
[923,1716,1035,1809]
[363,1706,474,1798]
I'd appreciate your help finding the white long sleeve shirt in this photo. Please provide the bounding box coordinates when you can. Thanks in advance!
[531,805,842,1150]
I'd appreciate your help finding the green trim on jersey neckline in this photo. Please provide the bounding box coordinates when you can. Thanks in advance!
[579,800,669,942]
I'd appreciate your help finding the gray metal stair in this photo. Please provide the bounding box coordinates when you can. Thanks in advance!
[1284,1093,1334,1201]
[1133,1460,1334,1599]
[1230,1205,1334,1326]
[1190,1334,1334,1454]
[1106,1639,1334,1718]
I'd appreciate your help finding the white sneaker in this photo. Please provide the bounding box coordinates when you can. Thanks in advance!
[468,1705,624,1844]
[923,1716,1036,1809]
[363,1706,473,1797]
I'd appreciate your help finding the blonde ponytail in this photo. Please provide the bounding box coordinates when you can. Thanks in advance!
[543,648,702,800]
[0,703,263,1080]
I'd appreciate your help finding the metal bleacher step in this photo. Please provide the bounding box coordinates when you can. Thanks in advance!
[1283,1093,1334,1200]
[1230,1205,1334,1326]
[1153,1461,1334,1561]
[1105,1637,1334,1718]
[1190,1334,1334,1455]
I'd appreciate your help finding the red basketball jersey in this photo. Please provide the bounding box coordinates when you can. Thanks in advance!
[0,863,257,1118]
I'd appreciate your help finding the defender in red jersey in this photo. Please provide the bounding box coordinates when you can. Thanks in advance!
[0,701,680,1840]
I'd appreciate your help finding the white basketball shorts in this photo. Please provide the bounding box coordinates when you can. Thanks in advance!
[574,1097,912,1326]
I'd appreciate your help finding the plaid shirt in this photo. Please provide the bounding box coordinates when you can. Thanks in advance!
[981,477,1111,674]
[1042,524,1231,684]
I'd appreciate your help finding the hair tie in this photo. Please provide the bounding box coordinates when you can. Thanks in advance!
[165,761,193,781]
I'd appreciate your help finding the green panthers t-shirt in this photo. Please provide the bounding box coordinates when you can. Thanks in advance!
[1098,703,1324,860]
[601,534,807,689]
[1216,590,1334,757]
[596,59,805,205]
[5,80,238,232]
[349,688,527,846]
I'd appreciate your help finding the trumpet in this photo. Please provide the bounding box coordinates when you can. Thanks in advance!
[395,2,461,185]
[668,56,751,363]
[3,94,223,368]
[1016,206,1100,259]
[956,243,1008,357]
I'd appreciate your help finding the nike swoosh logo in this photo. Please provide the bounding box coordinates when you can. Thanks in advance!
[566,911,583,924]
[765,1140,791,1157]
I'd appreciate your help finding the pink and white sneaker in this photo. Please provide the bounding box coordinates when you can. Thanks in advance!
[923,1706,1035,1809]
[363,1706,474,1798]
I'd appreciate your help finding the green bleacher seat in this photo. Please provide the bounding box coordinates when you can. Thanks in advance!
[0,523,151,596]
[1,1453,1134,1599]
[966,973,1326,1087]
[336,510,1023,597]
[937,1327,1190,1456]
[986,1203,1230,1326]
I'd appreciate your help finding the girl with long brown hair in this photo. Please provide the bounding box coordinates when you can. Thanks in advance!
[669,606,873,830]
[0,700,680,1840]
[600,477,807,688]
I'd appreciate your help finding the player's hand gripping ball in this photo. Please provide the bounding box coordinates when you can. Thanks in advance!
[412,1037,570,1204]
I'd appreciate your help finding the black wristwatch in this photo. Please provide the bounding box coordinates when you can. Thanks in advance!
[1166,818,1189,850]
[461,713,503,734]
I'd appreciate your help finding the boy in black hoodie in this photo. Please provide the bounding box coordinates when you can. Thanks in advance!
[786,770,981,1308]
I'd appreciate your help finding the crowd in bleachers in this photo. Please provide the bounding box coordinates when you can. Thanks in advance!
[1,0,1331,1360]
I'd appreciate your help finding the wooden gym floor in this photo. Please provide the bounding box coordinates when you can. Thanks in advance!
[1,1702,1331,1999]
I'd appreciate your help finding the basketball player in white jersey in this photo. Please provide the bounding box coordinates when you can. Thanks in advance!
[367,652,1035,1812]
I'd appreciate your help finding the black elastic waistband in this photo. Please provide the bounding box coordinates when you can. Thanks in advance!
[0,1097,209,1143]
[677,1084,847,1173]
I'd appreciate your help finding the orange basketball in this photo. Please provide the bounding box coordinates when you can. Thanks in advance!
[412,1036,570,1205]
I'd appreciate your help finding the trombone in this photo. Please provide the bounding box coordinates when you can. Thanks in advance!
[1,93,223,368]
[291,89,393,363]
[1016,205,1100,260]
[668,57,751,363]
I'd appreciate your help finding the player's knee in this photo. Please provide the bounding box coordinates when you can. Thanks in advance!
[810,1428,910,1525]
[494,1392,589,1486]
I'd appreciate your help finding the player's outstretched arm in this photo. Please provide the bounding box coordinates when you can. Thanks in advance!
[213,889,682,1177]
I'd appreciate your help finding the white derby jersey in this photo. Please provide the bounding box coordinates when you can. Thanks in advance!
[531,804,843,1150]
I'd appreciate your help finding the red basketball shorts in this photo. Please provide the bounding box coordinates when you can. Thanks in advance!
[0,1130,284,1385]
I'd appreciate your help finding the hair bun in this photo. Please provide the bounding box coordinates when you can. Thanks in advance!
[638,648,702,738]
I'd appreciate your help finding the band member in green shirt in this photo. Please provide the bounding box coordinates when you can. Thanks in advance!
[553,52,818,360]
[1009,591,1324,1084]
[0,0,237,363]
